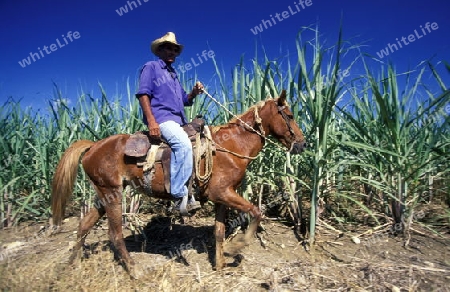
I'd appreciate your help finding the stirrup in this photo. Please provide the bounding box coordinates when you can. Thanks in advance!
[170,195,200,216]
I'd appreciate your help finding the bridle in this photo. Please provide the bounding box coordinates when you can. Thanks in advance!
[203,89,298,154]
[277,105,296,137]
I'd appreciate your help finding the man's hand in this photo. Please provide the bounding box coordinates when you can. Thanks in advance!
[192,81,204,96]
[148,124,161,142]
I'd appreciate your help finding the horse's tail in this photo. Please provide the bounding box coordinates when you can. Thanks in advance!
[51,140,95,227]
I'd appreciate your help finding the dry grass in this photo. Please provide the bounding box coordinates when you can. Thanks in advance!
[1,213,449,291]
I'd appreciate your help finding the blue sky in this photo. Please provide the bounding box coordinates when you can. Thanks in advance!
[1,0,449,112]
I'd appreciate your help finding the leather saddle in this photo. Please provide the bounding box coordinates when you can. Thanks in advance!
[124,116,212,194]
[124,116,205,158]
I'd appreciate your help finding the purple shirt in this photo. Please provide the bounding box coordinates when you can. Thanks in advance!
[136,59,192,125]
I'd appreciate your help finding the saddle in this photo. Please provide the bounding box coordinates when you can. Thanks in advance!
[124,117,215,195]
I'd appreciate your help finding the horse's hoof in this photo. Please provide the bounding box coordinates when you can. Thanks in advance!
[128,266,139,280]
[223,235,247,256]
[214,265,224,271]
[68,247,82,265]
[121,258,137,278]
[214,260,226,271]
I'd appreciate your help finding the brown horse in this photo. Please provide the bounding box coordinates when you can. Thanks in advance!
[51,90,306,274]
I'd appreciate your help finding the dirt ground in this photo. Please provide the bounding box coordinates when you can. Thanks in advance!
[0,204,449,292]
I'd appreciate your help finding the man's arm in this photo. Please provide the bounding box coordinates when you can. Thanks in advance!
[137,94,161,140]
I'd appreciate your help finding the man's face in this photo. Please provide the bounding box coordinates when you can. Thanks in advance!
[158,44,180,64]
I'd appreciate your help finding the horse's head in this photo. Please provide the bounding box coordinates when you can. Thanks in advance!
[263,90,307,154]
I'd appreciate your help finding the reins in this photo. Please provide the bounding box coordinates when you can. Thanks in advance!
[214,143,260,160]
[202,89,288,153]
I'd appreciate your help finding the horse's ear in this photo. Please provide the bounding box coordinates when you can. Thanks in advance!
[278,90,287,106]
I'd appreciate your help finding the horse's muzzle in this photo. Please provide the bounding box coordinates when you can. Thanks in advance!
[290,141,307,154]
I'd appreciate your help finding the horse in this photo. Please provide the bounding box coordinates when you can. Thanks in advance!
[51,90,307,274]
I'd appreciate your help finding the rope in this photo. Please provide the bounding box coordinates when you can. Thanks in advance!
[202,89,286,151]
[194,126,214,184]
[203,89,265,137]
[194,124,257,189]
[214,143,259,160]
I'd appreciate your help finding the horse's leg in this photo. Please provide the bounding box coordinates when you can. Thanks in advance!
[68,202,106,264]
[214,203,227,270]
[107,203,134,267]
[216,188,263,256]
[101,187,135,271]
[83,184,135,272]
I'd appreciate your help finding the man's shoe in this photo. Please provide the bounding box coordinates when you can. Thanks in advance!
[171,195,201,216]
[172,196,188,214]
[187,196,201,212]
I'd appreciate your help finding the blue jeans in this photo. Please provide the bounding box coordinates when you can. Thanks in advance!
[159,121,193,198]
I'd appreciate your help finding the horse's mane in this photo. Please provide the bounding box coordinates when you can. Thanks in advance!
[210,98,278,134]
[229,100,266,123]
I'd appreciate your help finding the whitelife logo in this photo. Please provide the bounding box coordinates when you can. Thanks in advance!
[18,31,81,68]
[376,22,439,59]
[115,0,149,16]
[153,50,215,87]
[250,0,313,35]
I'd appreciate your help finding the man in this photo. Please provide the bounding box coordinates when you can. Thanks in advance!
[136,32,203,215]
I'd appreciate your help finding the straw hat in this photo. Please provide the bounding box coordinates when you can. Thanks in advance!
[150,32,183,56]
